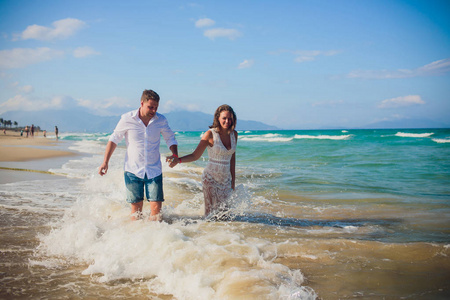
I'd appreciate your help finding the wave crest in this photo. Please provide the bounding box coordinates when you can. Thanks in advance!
[395,132,434,138]
[294,134,352,140]
[432,138,450,143]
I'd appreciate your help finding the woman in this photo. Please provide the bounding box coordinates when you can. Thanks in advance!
[168,105,238,217]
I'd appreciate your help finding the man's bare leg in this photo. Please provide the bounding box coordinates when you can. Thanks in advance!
[131,201,144,220]
[149,202,162,221]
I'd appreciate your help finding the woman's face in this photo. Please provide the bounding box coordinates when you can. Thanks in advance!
[218,110,233,130]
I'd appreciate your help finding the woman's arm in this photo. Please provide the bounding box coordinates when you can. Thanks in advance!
[230,130,238,190]
[167,130,213,167]
[230,152,236,190]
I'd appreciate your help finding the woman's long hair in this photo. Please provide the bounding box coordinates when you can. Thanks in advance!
[210,104,237,132]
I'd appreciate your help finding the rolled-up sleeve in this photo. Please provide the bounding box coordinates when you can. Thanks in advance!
[109,116,127,145]
[160,116,178,148]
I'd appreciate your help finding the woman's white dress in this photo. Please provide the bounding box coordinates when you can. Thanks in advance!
[202,128,236,215]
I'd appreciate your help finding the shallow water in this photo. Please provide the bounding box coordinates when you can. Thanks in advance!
[1,129,449,299]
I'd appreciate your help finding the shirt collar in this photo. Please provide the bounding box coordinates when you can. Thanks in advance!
[133,108,160,122]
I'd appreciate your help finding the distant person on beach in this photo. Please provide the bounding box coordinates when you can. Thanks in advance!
[167,104,237,218]
[30,124,35,137]
[25,126,29,138]
[43,130,46,137]
[55,126,58,140]
[98,89,178,221]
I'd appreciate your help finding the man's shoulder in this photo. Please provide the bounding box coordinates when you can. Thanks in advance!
[155,112,168,122]
[155,112,165,119]
[120,109,139,119]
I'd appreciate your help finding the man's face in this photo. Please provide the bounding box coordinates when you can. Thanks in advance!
[140,99,159,119]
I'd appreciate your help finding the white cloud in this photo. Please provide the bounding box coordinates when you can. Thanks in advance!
[0,47,64,69]
[0,95,33,114]
[294,56,316,63]
[18,18,87,41]
[378,95,425,109]
[270,49,339,63]
[349,58,450,79]
[20,85,34,93]
[195,18,215,28]
[238,59,254,69]
[160,100,200,113]
[0,93,133,116]
[77,96,133,116]
[203,28,242,40]
[73,46,100,58]
[293,50,339,63]
[11,82,34,93]
[0,95,78,114]
[311,100,344,107]
[195,18,242,41]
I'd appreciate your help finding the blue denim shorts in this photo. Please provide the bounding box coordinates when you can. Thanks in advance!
[124,172,164,203]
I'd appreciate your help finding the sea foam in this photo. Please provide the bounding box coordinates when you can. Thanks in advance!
[294,134,351,140]
[432,138,450,143]
[240,133,294,142]
[36,137,316,300]
[395,132,434,138]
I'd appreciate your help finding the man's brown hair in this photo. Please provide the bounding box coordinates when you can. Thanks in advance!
[141,89,160,102]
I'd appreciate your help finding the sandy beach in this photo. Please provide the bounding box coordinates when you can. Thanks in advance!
[0,130,75,162]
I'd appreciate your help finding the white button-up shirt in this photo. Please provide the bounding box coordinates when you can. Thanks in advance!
[109,109,177,179]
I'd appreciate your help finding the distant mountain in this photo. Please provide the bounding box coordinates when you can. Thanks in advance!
[0,109,119,133]
[0,109,278,133]
[363,118,449,129]
[164,110,278,131]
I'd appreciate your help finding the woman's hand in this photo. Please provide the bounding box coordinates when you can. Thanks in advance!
[165,155,180,168]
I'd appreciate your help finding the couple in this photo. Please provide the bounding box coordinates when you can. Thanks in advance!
[98,89,238,221]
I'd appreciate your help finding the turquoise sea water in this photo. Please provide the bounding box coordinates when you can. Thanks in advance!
[172,128,450,243]
[2,128,449,299]
[181,128,450,201]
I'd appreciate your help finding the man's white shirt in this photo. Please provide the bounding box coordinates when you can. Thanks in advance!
[109,109,177,179]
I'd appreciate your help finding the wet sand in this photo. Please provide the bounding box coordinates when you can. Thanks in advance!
[0,130,75,163]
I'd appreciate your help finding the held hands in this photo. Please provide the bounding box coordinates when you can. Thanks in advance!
[165,155,180,168]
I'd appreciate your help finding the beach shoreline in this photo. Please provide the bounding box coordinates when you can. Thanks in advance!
[0,129,75,162]
[0,129,78,184]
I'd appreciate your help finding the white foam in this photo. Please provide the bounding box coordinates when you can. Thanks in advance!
[432,138,450,143]
[38,202,314,299]
[294,134,352,140]
[240,134,294,142]
[68,140,105,154]
[395,132,434,138]
[34,145,316,299]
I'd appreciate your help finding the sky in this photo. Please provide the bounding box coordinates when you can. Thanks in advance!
[0,0,449,129]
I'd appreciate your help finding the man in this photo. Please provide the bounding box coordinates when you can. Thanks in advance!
[98,89,178,221]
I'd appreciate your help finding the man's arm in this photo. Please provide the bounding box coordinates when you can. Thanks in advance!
[99,141,117,176]
[169,144,178,157]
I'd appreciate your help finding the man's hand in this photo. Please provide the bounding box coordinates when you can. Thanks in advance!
[165,155,179,168]
[99,162,108,176]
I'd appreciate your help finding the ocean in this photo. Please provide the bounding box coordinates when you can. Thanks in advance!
[1,128,449,299]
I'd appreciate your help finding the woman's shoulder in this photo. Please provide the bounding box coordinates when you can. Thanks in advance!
[202,129,214,139]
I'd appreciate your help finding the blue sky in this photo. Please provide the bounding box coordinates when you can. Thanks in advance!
[0,0,449,129]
